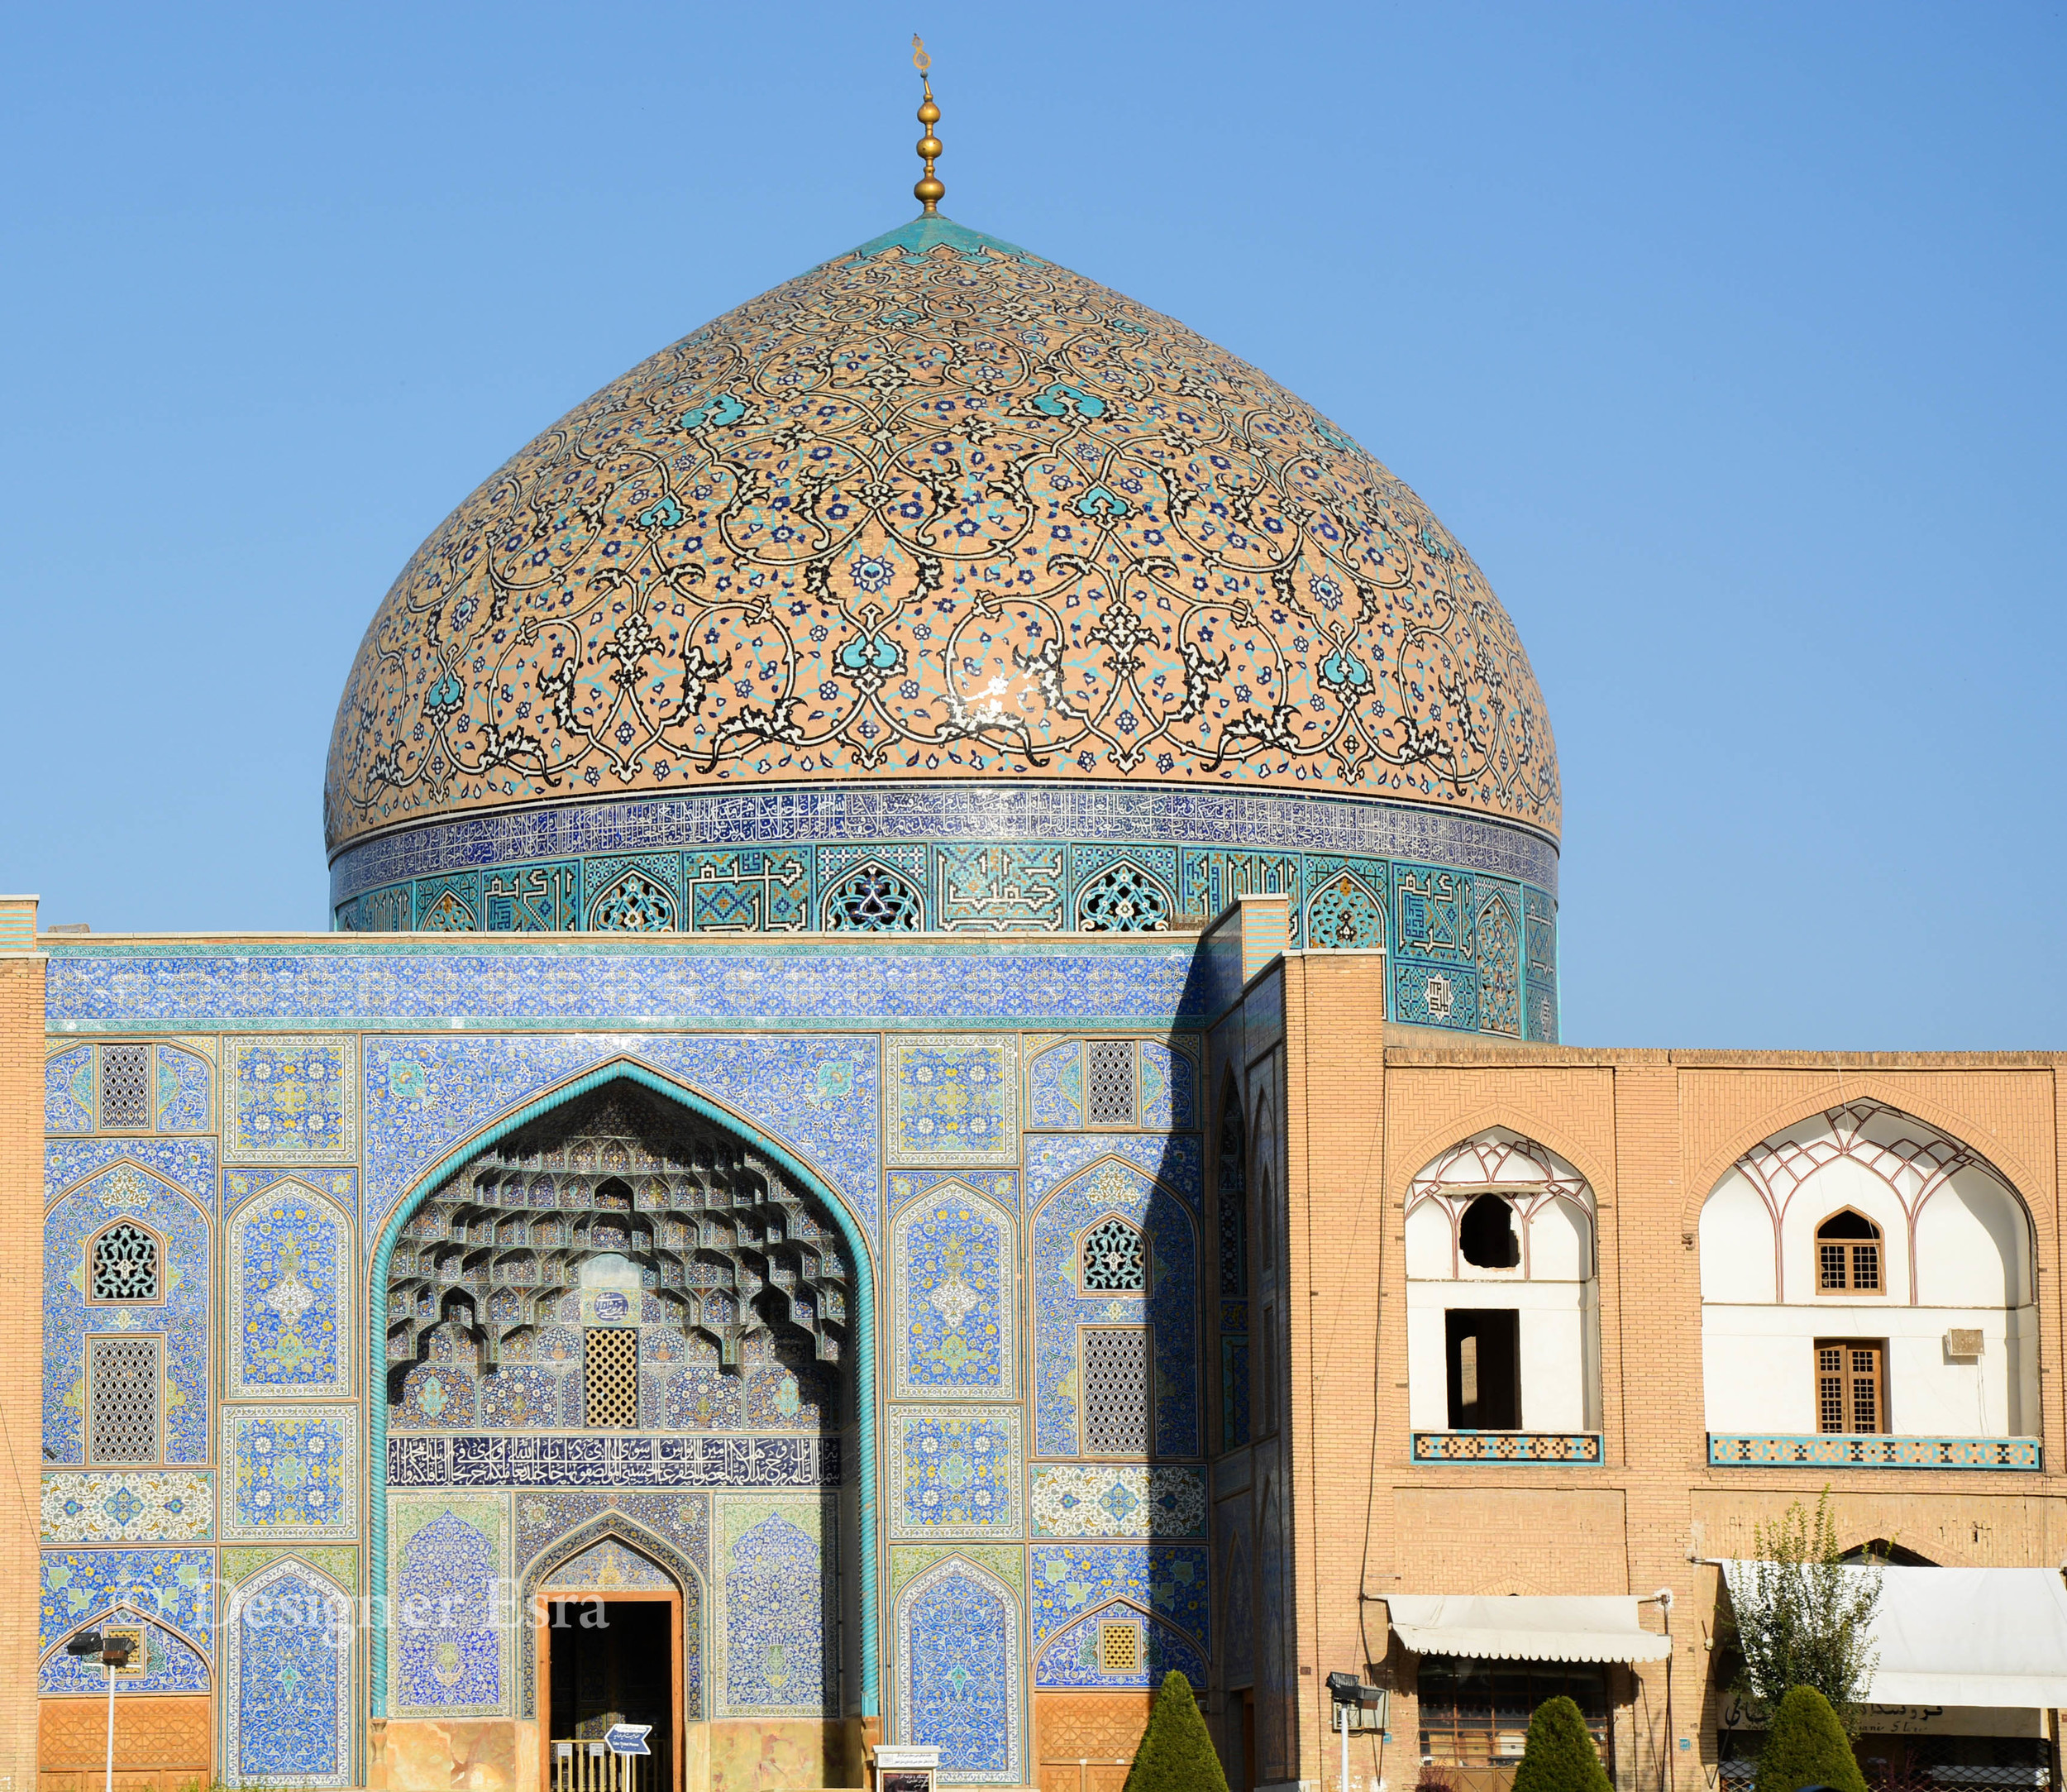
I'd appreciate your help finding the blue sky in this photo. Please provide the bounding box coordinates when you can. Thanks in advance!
[1,2,2060,1048]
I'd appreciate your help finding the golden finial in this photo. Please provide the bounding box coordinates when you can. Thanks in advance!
[912,35,944,216]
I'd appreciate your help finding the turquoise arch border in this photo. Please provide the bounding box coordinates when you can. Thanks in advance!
[365,1058,881,1718]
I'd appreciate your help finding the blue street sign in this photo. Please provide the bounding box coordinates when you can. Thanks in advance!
[604,1726,652,1757]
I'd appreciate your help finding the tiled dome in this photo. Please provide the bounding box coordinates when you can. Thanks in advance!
[327,217,1557,853]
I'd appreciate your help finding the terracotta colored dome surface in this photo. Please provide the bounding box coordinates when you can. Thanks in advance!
[325,216,1558,857]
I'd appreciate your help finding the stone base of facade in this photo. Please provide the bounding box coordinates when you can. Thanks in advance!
[363,1718,871,1792]
[704,1718,865,1792]
[371,1718,540,1792]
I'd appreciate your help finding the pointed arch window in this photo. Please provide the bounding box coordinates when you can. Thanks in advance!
[1816,1210,1883,1293]
[1076,862,1172,933]
[824,863,924,931]
[91,1221,160,1302]
[1080,1217,1148,1294]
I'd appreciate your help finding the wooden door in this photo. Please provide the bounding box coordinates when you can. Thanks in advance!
[1815,1339,1884,1432]
[1034,1691,1154,1792]
[38,1694,211,1792]
[538,1592,684,1792]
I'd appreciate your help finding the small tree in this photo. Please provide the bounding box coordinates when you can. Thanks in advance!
[1511,1696,1611,1792]
[1124,1670,1229,1792]
[1755,1684,1869,1792]
[1726,1490,1881,1726]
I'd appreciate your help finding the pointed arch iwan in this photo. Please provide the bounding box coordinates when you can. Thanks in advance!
[365,1059,881,1717]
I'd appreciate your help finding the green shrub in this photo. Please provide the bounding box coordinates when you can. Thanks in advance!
[1124,1670,1229,1792]
[1755,1684,1869,1792]
[1511,1695,1612,1792]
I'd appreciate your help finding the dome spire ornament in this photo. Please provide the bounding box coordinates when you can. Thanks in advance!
[911,34,944,216]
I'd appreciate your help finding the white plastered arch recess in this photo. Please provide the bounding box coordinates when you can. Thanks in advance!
[1696,1101,2038,1437]
[1403,1129,1601,1433]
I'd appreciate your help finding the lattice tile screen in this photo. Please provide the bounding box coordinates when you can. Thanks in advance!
[1085,1041,1137,1126]
[583,1328,639,1428]
[1098,1621,1142,1676]
[1081,1326,1151,1454]
[92,1222,159,1301]
[99,1044,152,1129]
[89,1336,160,1464]
[1081,1218,1147,1294]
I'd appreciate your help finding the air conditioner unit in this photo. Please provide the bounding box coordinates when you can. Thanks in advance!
[1945,1329,1983,1360]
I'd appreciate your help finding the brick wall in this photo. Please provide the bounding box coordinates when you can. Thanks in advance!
[1266,953,2067,1792]
[0,925,47,1791]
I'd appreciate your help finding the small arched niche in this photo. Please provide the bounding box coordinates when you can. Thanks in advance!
[1404,1130,1601,1434]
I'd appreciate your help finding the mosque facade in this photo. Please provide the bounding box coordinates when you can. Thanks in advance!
[4,94,2065,1792]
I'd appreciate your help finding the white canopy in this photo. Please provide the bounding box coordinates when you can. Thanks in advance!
[1718,1563,2067,1708]
[1387,1595,1670,1664]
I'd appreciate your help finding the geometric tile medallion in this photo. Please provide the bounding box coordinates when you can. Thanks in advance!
[224,1037,357,1163]
[41,1469,213,1542]
[1028,1465,1206,1539]
[887,1407,1023,1539]
[886,1037,1019,1167]
[222,1407,359,1541]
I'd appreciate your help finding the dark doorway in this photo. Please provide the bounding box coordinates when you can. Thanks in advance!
[546,1599,674,1792]
[1445,1309,1520,1429]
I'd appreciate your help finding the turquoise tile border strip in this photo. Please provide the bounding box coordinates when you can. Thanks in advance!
[1707,1433,2041,1470]
[1411,1431,1603,1464]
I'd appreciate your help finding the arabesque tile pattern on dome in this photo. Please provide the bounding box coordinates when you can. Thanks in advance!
[325,214,1558,928]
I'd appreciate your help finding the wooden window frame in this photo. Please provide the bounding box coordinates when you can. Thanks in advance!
[1416,1654,1612,1770]
[581,1326,640,1429]
[1814,1336,1887,1435]
[1097,1619,1142,1676]
[1814,1208,1885,1296]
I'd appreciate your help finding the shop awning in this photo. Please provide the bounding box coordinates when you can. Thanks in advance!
[1386,1596,1671,1664]
[1718,1564,2067,1708]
